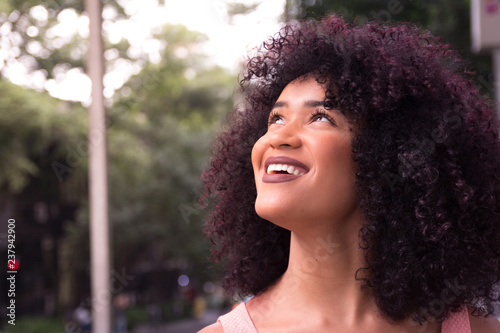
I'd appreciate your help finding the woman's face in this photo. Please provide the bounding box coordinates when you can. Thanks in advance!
[251,77,360,233]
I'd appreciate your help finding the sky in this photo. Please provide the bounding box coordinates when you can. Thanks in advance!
[16,0,286,104]
[135,0,285,67]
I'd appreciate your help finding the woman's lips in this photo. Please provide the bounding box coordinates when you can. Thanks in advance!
[262,156,309,183]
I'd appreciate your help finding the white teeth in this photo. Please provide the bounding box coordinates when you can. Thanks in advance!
[266,164,305,176]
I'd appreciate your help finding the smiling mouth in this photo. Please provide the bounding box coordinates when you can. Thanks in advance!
[267,164,305,176]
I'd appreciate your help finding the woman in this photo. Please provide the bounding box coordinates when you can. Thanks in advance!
[199,15,500,332]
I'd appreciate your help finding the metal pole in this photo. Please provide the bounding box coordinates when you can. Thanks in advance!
[84,0,111,332]
[494,48,500,114]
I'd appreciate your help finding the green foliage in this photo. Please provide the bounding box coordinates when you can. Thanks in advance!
[1,0,235,315]
[61,24,235,286]
[227,2,261,16]
[3,315,63,333]
[0,0,126,81]
[125,305,150,329]
[0,79,86,193]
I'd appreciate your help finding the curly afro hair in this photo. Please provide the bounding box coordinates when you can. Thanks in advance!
[201,15,500,323]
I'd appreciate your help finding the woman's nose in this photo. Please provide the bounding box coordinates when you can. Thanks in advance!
[268,123,302,149]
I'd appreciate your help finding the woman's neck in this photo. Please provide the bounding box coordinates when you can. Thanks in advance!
[247,218,442,332]
[283,230,374,322]
[247,212,382,331]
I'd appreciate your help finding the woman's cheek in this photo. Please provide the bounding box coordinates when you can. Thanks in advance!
[251,134,268,172]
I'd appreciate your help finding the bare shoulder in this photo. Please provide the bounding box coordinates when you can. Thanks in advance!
[197,322,224,333]
[468,309,500,333]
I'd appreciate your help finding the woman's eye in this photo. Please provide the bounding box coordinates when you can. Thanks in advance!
[313,115,330,122]
[268,114,285,126]
[311,113,333,124]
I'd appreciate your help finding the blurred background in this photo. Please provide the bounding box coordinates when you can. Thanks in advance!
[0,0,497,332]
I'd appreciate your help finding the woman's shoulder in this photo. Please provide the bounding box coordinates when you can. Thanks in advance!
[198,322,224,333]
[468,311,500,333]
[198,303,256,333]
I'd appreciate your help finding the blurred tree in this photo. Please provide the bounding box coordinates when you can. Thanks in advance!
[284,0,495,97]
[227,1,261,17]
[1,0,235,313]
[0,77,88,316]
[0,0,126,81]
[62,25,234,307]
[0,78,87,194]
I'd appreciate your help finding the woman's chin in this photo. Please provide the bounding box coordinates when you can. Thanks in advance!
[255,203,301,231]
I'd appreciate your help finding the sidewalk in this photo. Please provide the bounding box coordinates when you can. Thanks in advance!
[132,309,223,333]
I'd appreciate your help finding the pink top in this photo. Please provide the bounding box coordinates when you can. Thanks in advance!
[218,303,471,333]
[441,306,472,333]
[218,303,258,333]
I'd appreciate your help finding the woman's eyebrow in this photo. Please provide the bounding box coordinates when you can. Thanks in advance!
[272,101,287,109]
[303,100,325,108]
[272,100,326,109]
